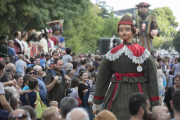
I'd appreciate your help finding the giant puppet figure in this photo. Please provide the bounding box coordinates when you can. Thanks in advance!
[28,29,38,57]
[58,20,66,54]
[134,2,159,52]
[92,15,159,120]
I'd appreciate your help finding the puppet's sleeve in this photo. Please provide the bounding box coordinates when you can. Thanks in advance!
[93,57,114,104]
[145,55,160,106]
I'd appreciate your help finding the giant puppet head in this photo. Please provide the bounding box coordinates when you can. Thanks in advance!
[28,29,37,42]
[136,2,151,21]
[47,20,63,36]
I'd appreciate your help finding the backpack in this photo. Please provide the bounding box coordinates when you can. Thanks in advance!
[34,92,47,119]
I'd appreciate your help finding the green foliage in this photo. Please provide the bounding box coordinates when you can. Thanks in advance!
[0,1,178,53]
[173,31,180,53]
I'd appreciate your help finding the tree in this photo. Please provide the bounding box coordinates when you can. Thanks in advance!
[150,7,178,38]
[173,31,180,53]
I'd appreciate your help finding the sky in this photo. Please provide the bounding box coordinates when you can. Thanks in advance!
[91,0,180,28]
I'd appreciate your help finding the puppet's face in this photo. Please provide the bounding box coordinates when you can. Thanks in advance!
[118,25,132,41]
[138,6,149,20]
[138,6,148,13]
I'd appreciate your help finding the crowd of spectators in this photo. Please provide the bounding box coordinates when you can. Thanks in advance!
[1,32,180,120]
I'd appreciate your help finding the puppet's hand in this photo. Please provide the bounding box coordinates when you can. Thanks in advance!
[136,28,139,34]
[92,103,102,115]
[150,29,158,36]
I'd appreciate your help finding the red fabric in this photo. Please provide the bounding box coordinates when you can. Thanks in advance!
[108,83,118,110]
[126,43,145,57]
[14,43,21,55]
[110,43,145,57]
[110,44,124,54]
[118,21,134,26]
[94,96,104,100]
[115,72,144,81]
[151,96,160,101]
[51,36,59,46]
[138,83,143,93]
[40,57,44,59]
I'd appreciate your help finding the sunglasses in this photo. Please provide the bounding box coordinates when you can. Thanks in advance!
[28,72,37,75]
[9,114,27,120]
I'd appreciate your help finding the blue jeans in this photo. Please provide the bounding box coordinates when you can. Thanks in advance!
[84,107,95,120]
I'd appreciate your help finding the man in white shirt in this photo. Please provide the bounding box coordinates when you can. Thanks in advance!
[15,54,27,76]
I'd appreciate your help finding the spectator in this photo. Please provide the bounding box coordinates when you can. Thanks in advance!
[5,63,16,80]
[66,108,89,120]
[167,71,174,87]
[49,101,58,107]
[15,54,27,76]
[60,97,78,120]
[45,59,68,107]
[157,57,163,67]
[8,109,31,120]
[62,48,73,69]
[74,58,87,78]
[0,63,15,83]
[156,62,164,104]
[164,74,180,118]
[72,61,78,77]
[33,65,47,98]
[93,55,100,73]
[129,92,150,120]
[10,96,18,110]
[65,63,73,70]
[8,40,16,63]
[32,56,46,76]
[25,67,35,76]
[4,86,18,99]
[86,63,92,74]
[0,90,12,120]
[166,64,171,75]
[78,71,90,108]
[22,74,32,91]
[69,78,79,99]
[0,35,9,59]
[14,31,24,55]
[172,57,180,76]
[14,74,23,91]
[27,57,35,68]
[94,110,117,120]
[0,63,17,106]
[21,105,36,120]
[171,89,180,120]
[21,31,30,59]
[20,77,46,107]
[40,53,46,68]
[65,68,74,79]
[149,106,170,120]
[43,106,61,120]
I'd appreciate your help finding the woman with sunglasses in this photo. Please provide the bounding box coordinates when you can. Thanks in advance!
[25,67,35,77]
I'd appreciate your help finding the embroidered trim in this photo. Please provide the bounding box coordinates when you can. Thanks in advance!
[105,45,150,64]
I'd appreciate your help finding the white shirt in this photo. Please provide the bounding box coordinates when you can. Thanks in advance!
[15,59,27,76]
[21,40,30,58]
[15,38,24,53]
[40,38,48,53]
